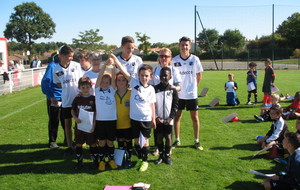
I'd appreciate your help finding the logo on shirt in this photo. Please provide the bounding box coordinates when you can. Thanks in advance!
[124,100,130,107]
[71,68,75,72]
[56,71,64,77]
[189,61,194,66]
[134,95,145,102]
[173,62,181,67]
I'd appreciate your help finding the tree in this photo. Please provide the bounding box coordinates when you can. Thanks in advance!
[135,32,151,55]
[197,28,219,51]
[276,12,300,49]
[221,29,245,49]
[4,2,56,61]
[72,29,104,51]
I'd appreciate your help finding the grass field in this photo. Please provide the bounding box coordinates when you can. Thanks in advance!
[0,69,299,190]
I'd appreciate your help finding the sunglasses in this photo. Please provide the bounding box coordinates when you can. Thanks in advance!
[159,55,171,58]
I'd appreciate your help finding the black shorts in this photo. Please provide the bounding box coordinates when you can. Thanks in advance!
[155,124,173,135]
[62,107,72,119]
[95,120,116,141]
[178,99,198,111]
[131,119,152,139]
[75,127,97,145]
[116,128,132,140]
[270,180,294,190]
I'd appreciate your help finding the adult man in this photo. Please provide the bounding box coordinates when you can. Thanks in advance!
[41,54,65,149]
[172,36,204,150]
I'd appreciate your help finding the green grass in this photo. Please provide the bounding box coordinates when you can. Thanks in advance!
[0,70,299,189]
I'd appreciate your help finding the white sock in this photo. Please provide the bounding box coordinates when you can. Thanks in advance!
[194,139,199,143]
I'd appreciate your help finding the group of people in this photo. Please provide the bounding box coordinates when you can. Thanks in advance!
[225,58,275,106]
[41,36,204,172]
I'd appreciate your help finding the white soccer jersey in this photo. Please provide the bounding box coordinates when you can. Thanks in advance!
[129,78,156,121]
[95,86,117,121]
[172,54,203,99]
[150,65,182,86]
[84,70,99,96]
[116,55,143,79]
[52,61,82,108]
[81,66,92,75]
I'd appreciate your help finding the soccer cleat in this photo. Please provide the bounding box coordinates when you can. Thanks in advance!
[139,161,148,172]
[254,115,264,122]
[165,156,173,165]
[172,140,181,148]
[246,101,252,105]
[194,142,204,150]
[98,161,106,171]
[124,160,132,168]
[152,148,159,156]
[49,142,59,149]
[155,156,164,165]
[134,160,142,169]
[108,160,118,169]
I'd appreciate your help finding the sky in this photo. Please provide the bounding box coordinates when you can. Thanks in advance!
[0,0,299,47]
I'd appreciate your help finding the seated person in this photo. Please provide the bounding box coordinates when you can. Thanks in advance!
[263,132,300,190]
[257,107,288,157]
[254,94,281,122]
[283,91,300,120]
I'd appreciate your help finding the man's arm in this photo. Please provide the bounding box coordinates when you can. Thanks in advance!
[196,72,202,86]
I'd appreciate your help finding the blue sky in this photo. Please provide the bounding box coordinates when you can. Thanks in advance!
[0,0,299,46]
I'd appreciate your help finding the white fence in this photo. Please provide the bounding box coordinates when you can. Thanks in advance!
[0,67,46,95]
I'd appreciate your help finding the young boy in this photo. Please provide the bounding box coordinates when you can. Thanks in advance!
[111,54,156,172]
[53,45,83,155]
[116,36,143,79]
[257,107,288,156]
[71,76,97,170]
[262,58,275,105]
[225,73,239,106]
[154,67,179,165]
[172,36,204,150]
[83,52,102,95]
[255,94,281,122]
[263,132,300,190]
[246,62,258,105]
[95,59,118,171]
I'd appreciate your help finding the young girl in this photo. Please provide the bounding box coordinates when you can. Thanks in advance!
[283,91,300,120]
[95,58,117,171]
[115,72,132,168]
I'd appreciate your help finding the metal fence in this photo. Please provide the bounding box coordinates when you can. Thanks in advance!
[0,67,46,95]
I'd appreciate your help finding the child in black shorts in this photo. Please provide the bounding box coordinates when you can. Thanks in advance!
[71,76,97,169]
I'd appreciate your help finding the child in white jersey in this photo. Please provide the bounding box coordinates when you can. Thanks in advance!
[225,73,239,106]
[111,54,156,172]
[53,45,83,155]
[95,58,117,171]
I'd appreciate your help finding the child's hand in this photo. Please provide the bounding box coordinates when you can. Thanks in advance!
[74,118,82,124]
[108,53,117,60]
[156,117,164,124]
[106,58,114,66]
[164,118,173,125]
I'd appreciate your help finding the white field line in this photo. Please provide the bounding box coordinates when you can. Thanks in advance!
[0,99,44,121]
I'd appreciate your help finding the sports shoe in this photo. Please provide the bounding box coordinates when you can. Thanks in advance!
[274,158,288,165]
[194,142,204,150]
[139,161,148,172]
[108,160,118,169]
[134,160,142,169]
[152,148,159,156]
[124,160,132,168]
[98,161,106,171]
[165,156,173,165]
[172,140,181,148]
[246,101,252,105]
[155,156,164,165]
[64,147,74,156]
[75,162,83,170]
[49,142,59,149]
[254,115,264,122]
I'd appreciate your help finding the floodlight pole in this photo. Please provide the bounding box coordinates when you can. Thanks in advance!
[196,11,219,70]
